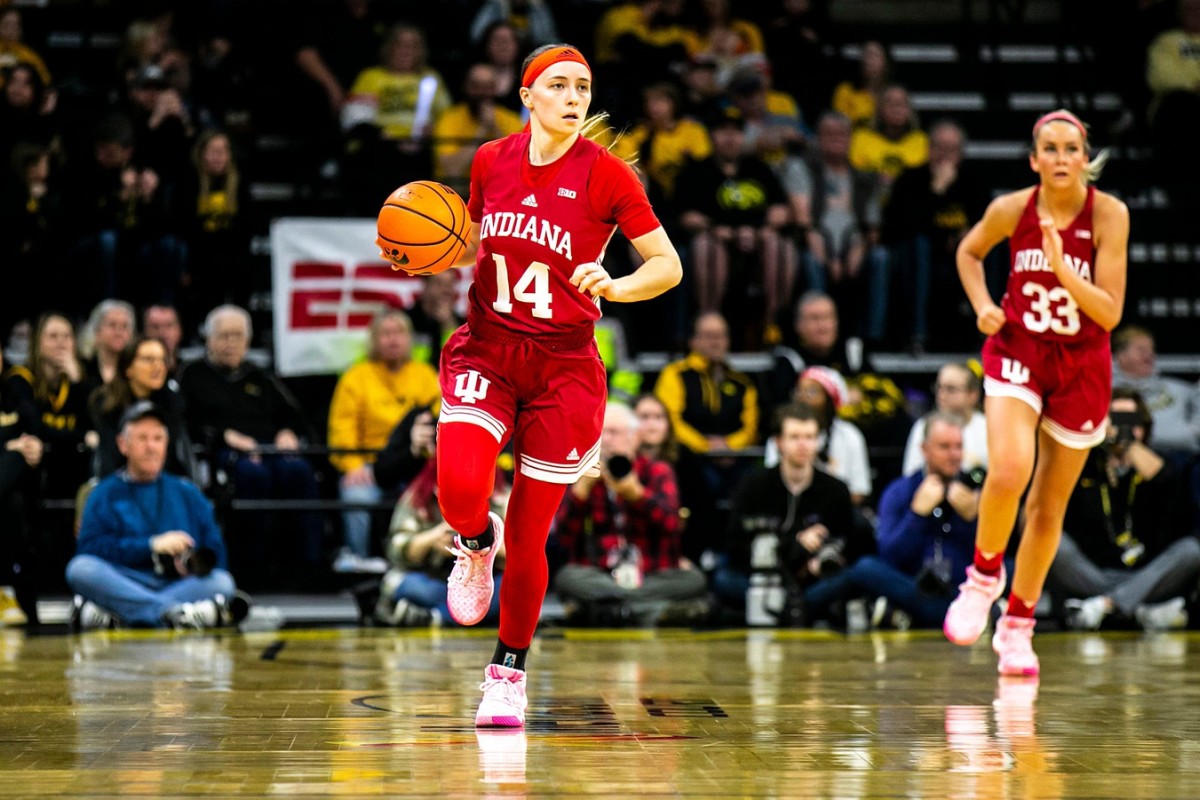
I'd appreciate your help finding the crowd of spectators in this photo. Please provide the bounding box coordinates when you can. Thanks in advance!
[1,1,1200,633]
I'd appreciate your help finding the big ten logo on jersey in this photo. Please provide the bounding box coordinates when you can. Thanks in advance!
[1000,358,1030,386]
[288,261,465,330]
[454,370,491,405]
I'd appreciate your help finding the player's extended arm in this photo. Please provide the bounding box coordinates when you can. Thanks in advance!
[1043,193,1129,332]
[957,192,1024,335]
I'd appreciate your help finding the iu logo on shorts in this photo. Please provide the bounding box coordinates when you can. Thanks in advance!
[1000,358,1030,386]
[453,370,491,405]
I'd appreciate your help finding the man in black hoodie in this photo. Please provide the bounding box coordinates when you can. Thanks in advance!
[714,402,872,620]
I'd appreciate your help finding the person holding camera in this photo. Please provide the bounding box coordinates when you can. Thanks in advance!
[718,403,865,623]
[1050,387,1200,631]
[65,402,246,630]
[553,402,707,626]
[805,412,984,629]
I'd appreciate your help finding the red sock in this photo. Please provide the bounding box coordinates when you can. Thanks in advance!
[1006,594,1037,618]
[973,548,1004,576]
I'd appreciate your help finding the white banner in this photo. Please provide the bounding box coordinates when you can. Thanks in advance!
[270,218,471,377]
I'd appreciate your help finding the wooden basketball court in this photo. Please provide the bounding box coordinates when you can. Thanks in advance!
[1,626,1196,797]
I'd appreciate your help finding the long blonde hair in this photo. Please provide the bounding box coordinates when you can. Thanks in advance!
[193,130,239,217]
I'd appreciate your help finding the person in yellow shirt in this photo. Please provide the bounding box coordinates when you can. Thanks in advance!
[433,63,525,196]
[341,24,451,206]
[653,311,758,565]
[594,0,700,65]
[1146,0,1200,209]
[611,81,712,202]
[831,41,890,129]
[849,84,929,185]
[328,310,441,573]
[0,8,52,91]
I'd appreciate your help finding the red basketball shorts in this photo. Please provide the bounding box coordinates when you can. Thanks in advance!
[981,324,1111,449]
[438,326,607,483]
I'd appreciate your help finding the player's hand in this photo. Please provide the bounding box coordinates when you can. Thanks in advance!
[976,302,1006,335]
[570,261,616,300]
[1039,217,1064,267]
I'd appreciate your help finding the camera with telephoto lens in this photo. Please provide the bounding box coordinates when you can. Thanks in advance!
[606,454,633,479]
[153,547,216,578]
[957,465,987,490]
[1109,410,1140,446]
[815,539,846,577]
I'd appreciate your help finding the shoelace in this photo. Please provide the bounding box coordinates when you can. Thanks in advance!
[960,572,996,595]
[446,542,490,586]
[479,674,523,707]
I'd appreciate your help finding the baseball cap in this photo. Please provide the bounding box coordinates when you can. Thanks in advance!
[119,400,170,431]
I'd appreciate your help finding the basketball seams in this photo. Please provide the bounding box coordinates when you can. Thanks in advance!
[380,204,457,244]
[377,181,470,274]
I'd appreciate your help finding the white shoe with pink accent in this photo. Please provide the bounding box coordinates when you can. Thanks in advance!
[943,565,1006,645]
[446,511,504,626]
[992,615,1040,676]
[476,664,527,727]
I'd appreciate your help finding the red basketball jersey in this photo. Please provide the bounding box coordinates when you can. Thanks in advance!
[465,133,660,338]
[1001,185,1105,343]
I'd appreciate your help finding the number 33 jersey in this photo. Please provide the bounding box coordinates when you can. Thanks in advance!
[1002,184,1104,343]
[465,132,661,338]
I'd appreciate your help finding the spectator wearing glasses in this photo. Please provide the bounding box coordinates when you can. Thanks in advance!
[902,361,987,476]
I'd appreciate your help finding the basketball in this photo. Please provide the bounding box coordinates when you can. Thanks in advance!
[375,181,471,276]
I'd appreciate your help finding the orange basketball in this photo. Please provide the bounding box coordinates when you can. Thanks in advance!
[375,181,471,276]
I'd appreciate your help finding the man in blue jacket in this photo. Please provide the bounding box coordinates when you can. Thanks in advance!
[66,401,246,629]
[806,411,982,628]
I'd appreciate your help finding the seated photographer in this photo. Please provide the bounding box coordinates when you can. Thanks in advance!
[1051,388,1200,631]
[552,402,707,627]
[65,402,247,630]
[717,403,867,623]
[805,412,984,629]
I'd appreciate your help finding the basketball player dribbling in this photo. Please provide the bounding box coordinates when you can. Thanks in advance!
[433,44,682,726]
[943,109,1130,676]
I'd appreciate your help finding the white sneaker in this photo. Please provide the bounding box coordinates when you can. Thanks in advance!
[1135,597,1188,631]
[69,595,112,630]
[447,512,504,626]
[1063,595,1109,630]
[165,599,221,630]
[475,664,527,727]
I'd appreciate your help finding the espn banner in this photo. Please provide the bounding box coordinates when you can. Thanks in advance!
[270,218,471,376]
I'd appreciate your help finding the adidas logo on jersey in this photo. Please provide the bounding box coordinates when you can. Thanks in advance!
[521,194,538,207]
[1081,420,1094,431]
[566,448,580,461]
